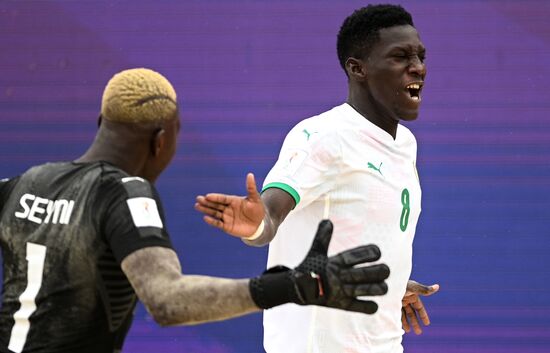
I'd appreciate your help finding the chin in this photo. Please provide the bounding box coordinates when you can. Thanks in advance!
[398,110,420,122]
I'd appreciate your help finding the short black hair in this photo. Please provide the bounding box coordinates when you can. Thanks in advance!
[337,4,414,74]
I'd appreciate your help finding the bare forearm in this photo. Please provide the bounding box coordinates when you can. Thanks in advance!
[147,275,258,326]
[122,247,259,326]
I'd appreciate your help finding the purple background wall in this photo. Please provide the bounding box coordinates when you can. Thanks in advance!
[1,1,550,352]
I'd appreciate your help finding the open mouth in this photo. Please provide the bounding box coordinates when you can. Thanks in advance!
[406,83,423,102]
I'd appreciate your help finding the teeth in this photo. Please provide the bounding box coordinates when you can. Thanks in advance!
[406,83,421,89]
[411,96,419,101]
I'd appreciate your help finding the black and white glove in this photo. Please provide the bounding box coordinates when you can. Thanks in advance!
[249,220,389,314]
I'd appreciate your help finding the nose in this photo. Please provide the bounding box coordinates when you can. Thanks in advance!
[408,56,426,77]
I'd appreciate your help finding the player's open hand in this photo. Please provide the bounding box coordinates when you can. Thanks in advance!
[195,173,265,238]
[402,279,440,334]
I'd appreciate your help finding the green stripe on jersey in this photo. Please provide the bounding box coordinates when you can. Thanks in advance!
[262,182,301,206]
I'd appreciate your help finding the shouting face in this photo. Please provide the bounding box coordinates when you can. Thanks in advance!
[365,24,427,122]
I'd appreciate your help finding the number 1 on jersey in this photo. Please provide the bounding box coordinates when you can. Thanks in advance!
[8,242,47,353]
[400,188,410,232]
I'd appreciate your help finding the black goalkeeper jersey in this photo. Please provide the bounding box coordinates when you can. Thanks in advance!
[0,161,174,353]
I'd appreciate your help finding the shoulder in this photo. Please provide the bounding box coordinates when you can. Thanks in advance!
[285,104,348,144]
[0,175,18,187]
[97,168,166,237]
[0,175,20,207]
[100,170,157,201]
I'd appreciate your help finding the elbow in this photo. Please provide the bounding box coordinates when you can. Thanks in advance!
[155,318,182,328]
[151,311,178,327]
[143,299,193,327]
[145,302,175,327]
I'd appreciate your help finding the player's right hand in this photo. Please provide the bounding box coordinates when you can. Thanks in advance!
[195,173,265,238]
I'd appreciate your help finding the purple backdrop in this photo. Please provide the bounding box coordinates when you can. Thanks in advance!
[1,1,550,352]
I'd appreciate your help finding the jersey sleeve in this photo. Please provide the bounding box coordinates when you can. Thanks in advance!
[262,118,341,211]
[0,176,20,215]
[98,176,174,263]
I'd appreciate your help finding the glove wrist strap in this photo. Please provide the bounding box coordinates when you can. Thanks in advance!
[249,266,300,309]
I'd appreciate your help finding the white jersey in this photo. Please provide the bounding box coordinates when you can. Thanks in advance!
[262,103,422,353]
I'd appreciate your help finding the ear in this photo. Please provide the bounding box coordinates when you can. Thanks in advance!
[151,128,166,157]
[345,57,367,81]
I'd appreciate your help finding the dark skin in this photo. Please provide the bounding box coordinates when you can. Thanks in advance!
[78,115,259,326]
[78,112,390,326]
[195,24,438,333]
[76,116,179,183]
[346,25,427,139]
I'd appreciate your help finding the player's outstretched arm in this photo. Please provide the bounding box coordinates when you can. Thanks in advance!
[121,220,390,326]
[121,246,259,326]
[401,280,440,334]
[195,173,295,246]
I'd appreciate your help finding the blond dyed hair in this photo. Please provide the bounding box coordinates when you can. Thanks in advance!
[101,68,178,124]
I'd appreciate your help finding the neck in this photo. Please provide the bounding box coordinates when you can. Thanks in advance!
[76,121,150,177]
[347,87,398,140]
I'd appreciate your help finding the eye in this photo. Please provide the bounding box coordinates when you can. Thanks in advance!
[391,52,408,62]
[418,52,426,63]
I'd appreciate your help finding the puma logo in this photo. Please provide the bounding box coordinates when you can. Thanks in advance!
[367,162,383,176]
[302,129,318,141]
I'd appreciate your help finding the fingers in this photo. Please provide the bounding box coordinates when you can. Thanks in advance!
[343,282,388,297]
[195,196,227,212]
[203,193,232,204]
[402,308,411,333]
[309,220,333,256]
[427,283,440,295]
[411,297,430,325]
[246,173,261,202]
[402,296,430,335]
[344,299,378,314]
[403,303,423,334]
[339,264,390,283]
[401,281,436,335]
[195,206,224,221]
[195,200,226,220]
[330,244,381,266]
[202,215,226,230]
[407,280,440,296]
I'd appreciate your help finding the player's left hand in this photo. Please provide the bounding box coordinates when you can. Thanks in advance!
[249,220,390,314]
[402,280,439,334]
[194,173,265,238]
